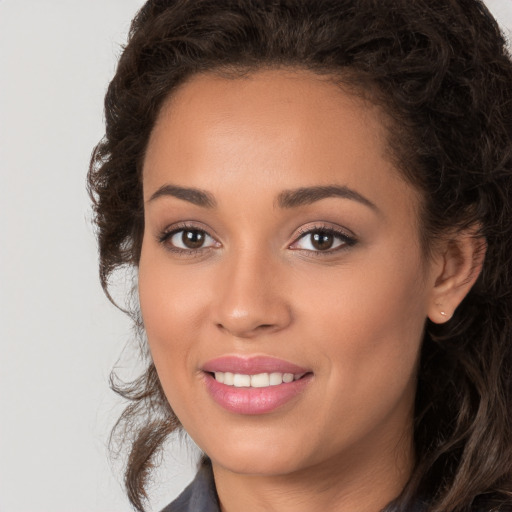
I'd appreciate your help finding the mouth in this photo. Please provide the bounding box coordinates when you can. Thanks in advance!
[201,355,313,414]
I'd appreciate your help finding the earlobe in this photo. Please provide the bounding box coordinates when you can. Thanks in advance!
[427,229,486,324]
[430,309,452,324]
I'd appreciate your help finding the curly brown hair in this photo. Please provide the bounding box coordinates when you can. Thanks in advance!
[88,1,512,511]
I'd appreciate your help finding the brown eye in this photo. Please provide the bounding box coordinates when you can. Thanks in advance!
[181,229,206,249]
[290,227,356,253]
[164,228,218,251]
[311,232,334,250]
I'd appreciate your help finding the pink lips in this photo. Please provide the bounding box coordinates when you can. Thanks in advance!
[202,356,312,415]
[202,355,309,375]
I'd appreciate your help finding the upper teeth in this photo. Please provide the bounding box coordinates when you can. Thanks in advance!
[214,372,305,388]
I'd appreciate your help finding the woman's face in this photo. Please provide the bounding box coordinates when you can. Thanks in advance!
[139,69,440,482]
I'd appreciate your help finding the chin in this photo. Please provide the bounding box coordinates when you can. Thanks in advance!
[211,451,304,476]
[202,432,315,476]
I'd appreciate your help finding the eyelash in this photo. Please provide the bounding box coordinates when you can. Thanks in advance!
[157,223,357,257]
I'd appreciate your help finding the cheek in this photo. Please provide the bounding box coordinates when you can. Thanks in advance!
[137,246,208,371]
[137,250,216,430]
[296,248,427,410]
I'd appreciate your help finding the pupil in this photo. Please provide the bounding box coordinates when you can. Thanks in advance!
[312,232,333,250]
[182,230,204,249]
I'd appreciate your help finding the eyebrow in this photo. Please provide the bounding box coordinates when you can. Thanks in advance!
[148,184,217,208]
[147,183,377,212]
[276,185,378,211]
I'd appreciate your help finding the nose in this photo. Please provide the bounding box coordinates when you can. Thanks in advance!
[212,250,292,339]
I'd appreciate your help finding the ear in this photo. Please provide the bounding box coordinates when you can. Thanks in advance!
[427,228,486,324]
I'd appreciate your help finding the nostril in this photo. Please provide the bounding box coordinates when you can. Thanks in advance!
[214,303,292,338]
[216,322,274,330]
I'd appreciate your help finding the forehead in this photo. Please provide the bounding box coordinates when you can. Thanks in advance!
[143,68,419,221]
[159,68,381,132]
[148,69,387,158]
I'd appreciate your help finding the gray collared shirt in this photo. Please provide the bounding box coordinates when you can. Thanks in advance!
[161,462,220,512]
[160,462,440,512]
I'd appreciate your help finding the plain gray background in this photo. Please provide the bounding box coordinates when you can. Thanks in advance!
[1,1,511,511]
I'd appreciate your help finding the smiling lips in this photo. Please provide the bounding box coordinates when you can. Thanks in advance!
[202,356,312,415]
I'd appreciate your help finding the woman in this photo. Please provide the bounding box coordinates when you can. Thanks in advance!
[88,1,512,511]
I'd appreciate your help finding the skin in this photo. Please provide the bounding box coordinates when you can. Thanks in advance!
[138,69,483,512]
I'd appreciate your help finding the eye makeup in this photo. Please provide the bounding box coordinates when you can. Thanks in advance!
[156,220,358,258]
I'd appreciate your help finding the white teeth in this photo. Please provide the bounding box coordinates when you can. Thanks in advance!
[269,372,283,385]
[250,373,270,388]
[233,374,251,387]
[212,371,305,387]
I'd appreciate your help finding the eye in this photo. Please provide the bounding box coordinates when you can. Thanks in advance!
[159,226,219,252]
[290,227,356,253]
